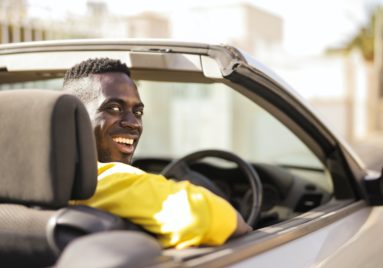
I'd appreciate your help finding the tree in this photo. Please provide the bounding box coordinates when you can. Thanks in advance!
[327,6,383,62]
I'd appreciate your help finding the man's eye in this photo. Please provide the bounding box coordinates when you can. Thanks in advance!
[107,105,121,112]
[135,110,144,117]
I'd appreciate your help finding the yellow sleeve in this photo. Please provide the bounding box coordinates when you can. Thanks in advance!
[73,162,237,249]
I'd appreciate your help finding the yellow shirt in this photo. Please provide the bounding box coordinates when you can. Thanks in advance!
[73,162,237,249]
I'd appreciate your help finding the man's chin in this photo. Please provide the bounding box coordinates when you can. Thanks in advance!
[117,153,134,165]
[98,154,132,165]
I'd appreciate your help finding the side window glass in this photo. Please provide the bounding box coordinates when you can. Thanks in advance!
[136,80,332,194]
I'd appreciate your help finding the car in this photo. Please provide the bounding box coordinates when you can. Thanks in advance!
[1,39,383,268]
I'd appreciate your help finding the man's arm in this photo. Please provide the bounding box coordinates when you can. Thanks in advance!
[74,162,252,248]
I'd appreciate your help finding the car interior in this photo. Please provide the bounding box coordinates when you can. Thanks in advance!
[0,49,338,267]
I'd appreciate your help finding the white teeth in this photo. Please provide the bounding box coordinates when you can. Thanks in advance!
[113,137,133,145]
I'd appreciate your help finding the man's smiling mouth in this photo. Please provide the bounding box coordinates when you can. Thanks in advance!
[112,136,135,154]
[112,137,134,145]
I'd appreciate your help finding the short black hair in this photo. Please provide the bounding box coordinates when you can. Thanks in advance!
[63,58,131,84]
[63,58,132,104]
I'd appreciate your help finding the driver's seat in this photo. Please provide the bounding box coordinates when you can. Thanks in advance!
[0,90,119,267]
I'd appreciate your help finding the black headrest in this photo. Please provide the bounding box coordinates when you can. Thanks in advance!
[0,90,97,207]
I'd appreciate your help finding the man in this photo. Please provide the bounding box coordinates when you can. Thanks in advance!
[63,58,251,249]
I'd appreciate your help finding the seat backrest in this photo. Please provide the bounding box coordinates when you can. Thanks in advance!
[0,89,98,207]
[0,89,98,267]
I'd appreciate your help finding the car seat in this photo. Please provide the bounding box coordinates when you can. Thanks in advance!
[0,90,161,267]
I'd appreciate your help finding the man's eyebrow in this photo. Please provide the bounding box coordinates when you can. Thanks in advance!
[101,98,124,106]
[102,98,144,107]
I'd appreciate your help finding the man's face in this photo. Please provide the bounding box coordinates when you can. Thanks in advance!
[87,72,144,165]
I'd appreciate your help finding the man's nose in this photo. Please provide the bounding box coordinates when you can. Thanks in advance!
[119,112,141,129]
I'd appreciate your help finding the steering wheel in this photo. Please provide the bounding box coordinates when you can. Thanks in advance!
[161,149,263,227]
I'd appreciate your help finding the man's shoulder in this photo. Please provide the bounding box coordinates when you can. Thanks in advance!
[97,162,146,181]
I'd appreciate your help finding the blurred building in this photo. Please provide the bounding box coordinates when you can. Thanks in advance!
[0,0,171,41]
[171,3,283,61]
[0,0,44,43]
[78,2,170,38]
[0,0,93,43]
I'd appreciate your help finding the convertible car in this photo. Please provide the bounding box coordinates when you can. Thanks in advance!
[1,39,383,267]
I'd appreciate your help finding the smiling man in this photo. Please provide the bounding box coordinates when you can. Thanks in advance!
[64,62,143,164]
[90,72,143,164]
[63,58,251,249]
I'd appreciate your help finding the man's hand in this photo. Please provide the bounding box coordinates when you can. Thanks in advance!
[232,211,252,237]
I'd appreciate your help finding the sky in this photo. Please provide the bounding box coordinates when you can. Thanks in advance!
[27,0,383,56]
